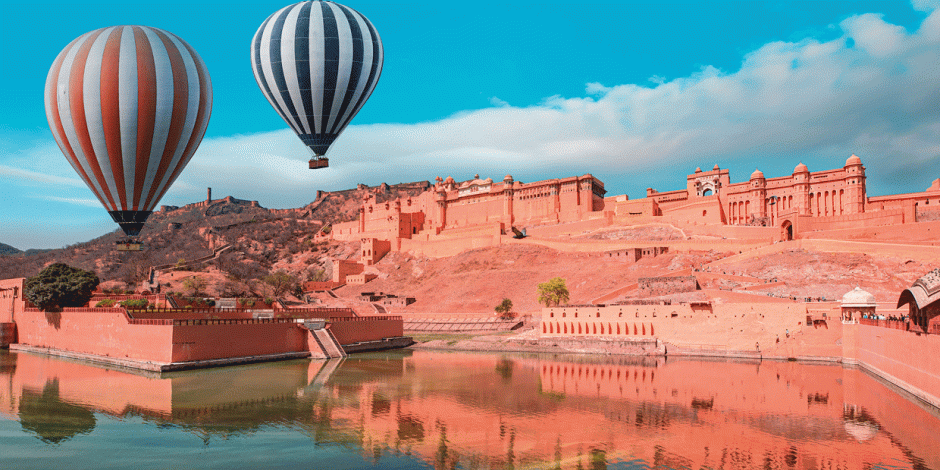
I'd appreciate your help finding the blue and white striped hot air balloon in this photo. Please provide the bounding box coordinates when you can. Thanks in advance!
[251,0,384,169]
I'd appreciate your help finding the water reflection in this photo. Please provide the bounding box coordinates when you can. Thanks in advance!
[0,349,938,469]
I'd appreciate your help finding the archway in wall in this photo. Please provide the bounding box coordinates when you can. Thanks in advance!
[780,220,793,241]
[702,188,713,196]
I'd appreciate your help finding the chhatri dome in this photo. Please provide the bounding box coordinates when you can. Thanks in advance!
[750,169,765,180]
[794,162,809,173]
[842,286,876,307]
[846,154,862,166]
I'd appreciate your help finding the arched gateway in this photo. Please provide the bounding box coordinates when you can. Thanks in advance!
[780,220,793,241]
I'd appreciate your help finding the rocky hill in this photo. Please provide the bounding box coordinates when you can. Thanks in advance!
[1,178,933,313]
[0,181,429,288]
[0,243,21,256]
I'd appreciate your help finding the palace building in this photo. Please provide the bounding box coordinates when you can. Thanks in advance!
[331,155,940,260]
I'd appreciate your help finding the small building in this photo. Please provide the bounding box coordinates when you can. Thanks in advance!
[841,287,875,324]
[897,268,940,334]
[381,295,416,308]
[603,247,668,262]
[346,273,378,285]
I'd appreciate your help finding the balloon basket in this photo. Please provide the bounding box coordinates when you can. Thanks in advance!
[309,158,329,169]
[116,240,143,251]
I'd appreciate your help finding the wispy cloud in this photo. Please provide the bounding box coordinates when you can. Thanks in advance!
[0,164,85,188]
[163,8,940,207]
[29,194,102,208]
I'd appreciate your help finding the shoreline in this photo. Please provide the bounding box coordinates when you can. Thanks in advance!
[407,329,940,411]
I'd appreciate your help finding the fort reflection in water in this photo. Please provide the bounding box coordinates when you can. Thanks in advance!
[0,350,938,469]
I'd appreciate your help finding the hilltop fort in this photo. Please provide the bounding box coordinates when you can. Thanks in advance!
[329,155,940,261]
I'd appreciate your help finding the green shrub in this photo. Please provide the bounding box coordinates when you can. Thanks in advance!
[95,299,115,308]
[119,299,149,309]
[537,277,569,307]
[25,263,99,311]
[495,298,515,319]
[264,297,274,305]
[238,298,256,307]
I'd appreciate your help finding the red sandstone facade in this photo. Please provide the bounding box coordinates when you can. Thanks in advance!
[0,285,405,371]
[333,173,605,249]
[330,156,939,262]
[646,155,940,239]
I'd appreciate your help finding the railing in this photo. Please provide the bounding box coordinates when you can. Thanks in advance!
[330,315,402,322]
[127,318,174,326]
[23,307,394,327]
[26,307,124,313]
[170,318,304,326]
[128,307,353,315]
[90,294,164,301]
[859,318,918,332]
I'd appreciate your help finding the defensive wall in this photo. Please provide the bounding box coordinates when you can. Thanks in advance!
[328,159,940,265]
[5,300,405,371]
[540,301,940,409]
[855,322,940,409]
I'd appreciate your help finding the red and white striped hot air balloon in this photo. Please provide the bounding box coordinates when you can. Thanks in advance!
[44,26,212,237]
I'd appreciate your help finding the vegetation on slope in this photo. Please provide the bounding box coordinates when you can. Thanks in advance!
[0,243,22,255]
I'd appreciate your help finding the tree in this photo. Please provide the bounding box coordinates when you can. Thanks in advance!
[262,270,296,298]
[494,298,514,319]
[24,263,99,311]
[306,267,328,282]
[537,277,569,307]
[182,276,208,297]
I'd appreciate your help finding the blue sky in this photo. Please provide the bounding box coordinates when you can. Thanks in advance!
[2,0,939,249]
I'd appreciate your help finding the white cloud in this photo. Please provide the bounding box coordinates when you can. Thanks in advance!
[164,8,940,208]
[913,0,940,12]
[30,194,102,208]
[5,7,940,248]
[0,163,85,187]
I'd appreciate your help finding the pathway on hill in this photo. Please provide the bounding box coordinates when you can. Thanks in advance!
[146,243,234,289]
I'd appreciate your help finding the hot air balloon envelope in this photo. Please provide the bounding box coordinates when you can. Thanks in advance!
[251,1,384,165]
[44,26,212,236]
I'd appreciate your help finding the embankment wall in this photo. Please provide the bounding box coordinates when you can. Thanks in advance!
[0,278,24,323]
[856,324,940,408]
[330,316,403,345]
[11,306,403,367]
[171,322,308,363]
[15,308,175,363]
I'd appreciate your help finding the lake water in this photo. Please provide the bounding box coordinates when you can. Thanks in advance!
[0,349,938,469]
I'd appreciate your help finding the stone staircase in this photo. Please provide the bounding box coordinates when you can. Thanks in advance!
[302,320,347,359]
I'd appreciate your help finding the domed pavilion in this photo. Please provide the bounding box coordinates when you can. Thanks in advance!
[841,287,876,323]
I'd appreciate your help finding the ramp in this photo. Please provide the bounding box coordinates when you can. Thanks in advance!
[302,320,347,359]
[314,329,347,358]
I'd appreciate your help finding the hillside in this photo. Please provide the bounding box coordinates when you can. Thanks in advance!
[331,241,931,314]
[0,181,429,287]
[0,243,21,256]
[1,179,934,314]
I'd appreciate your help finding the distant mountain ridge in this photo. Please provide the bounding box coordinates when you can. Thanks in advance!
[0,243,22,255]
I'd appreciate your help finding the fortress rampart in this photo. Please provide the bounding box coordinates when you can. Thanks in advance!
[328,156,940,264]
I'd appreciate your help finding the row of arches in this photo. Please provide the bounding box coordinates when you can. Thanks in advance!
[543,321,655,336]
[541,364,656,383]
[729,188,852,225]
[809,189,846,217]
[729,200,751,224]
